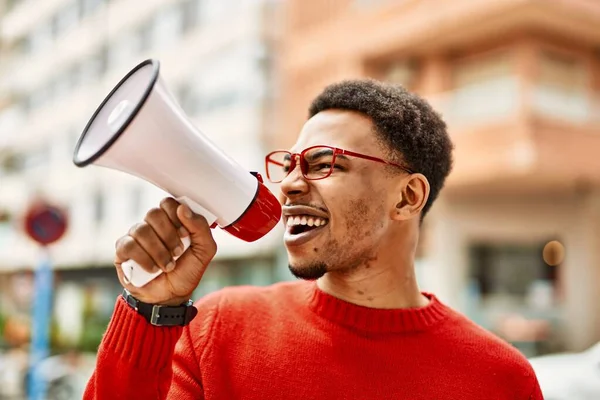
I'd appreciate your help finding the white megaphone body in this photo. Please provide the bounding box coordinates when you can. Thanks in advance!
[73,59,281,288]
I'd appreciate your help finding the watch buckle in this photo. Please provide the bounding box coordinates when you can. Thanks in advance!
[150,305,162,326]
[123,289,138,311]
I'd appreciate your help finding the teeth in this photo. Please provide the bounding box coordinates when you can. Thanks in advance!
[286,215,328,228]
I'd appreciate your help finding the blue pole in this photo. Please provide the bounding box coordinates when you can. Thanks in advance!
[28,249,54,400]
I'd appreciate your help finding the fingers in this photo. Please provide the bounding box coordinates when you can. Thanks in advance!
[114,198,191,277]
[128,222,175,273]
[145,207,184,258]
[114,235,157,274]
[160,197,189,238]
[113,198,217,303]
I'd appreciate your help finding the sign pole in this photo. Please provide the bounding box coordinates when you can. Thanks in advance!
[28,248,54,400]
[21,199,68,400]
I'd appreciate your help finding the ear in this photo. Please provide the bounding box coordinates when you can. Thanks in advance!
[391,173,430,221]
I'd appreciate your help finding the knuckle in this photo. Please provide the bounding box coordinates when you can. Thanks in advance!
[160,197,178,211]
[158,249,173,265]
[115,235,127,250]
[166,233,180,247]
[145,207,164,222]
[121,236,138,253]
[116,235,134,252]
[129,222,151,238]
[160,198,182,223]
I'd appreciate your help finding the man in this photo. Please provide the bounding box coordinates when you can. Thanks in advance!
[84,79,543,399]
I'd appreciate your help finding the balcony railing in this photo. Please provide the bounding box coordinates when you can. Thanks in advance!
[426,77,520,129]
[426,78,599,129]
[532,85,596,124]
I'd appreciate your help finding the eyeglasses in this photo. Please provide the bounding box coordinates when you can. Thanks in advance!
[264,145,414,183]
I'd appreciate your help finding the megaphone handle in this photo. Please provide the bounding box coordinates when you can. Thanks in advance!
[120,236,190,288]
[120,197,218,288]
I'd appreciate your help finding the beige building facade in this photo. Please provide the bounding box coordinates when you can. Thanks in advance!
[276,0,600,354]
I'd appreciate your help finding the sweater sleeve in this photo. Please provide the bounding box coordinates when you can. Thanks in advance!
[83,296,206,400]
[528,374,544,400]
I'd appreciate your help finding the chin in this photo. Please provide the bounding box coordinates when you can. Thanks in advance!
[288,260,328,281]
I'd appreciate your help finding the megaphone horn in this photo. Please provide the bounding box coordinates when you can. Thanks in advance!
[73,59,281,288]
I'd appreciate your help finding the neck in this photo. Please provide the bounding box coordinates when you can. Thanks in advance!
[316,251,429,310]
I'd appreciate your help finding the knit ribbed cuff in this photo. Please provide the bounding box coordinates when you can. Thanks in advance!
[100,296,184,369]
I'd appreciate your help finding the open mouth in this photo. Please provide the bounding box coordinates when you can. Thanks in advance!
[286,215,329,235]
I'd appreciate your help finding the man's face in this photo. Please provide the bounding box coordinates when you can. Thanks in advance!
[278,110,398,280]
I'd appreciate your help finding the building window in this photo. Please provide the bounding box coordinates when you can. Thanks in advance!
[470,243,556,300]
[79,47,108,83]
[107,30,141,69]
[23,145,50,170]
[384,60,418,89]
[53,65,79,99]
[200,91,240,113]
[149,4,185,50]
[79,0,104,18]
[27,22,54,55]
[450,51,517,123]
[0,151,23,174]
[177,84,201,116]
[6,0,25,12]
[532,51,590,122]
[52,3,80,38]
[468,242,561,357]
[138,21,154,53]
[181,0,201,33]
[198,0,234,25]
[93,191,104,223]
[130,186,143,219]
[27,85,52,111]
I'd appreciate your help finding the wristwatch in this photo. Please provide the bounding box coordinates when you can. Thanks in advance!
[121,289,198,326]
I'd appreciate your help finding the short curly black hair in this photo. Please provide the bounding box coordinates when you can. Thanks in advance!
[308,78,453,219]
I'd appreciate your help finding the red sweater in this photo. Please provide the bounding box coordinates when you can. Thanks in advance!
[84,280,543,399]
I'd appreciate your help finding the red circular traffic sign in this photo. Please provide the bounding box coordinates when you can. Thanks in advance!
[23,201,68,246]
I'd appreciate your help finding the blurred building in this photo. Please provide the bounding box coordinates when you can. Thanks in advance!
[0,0,288,352]
[278,0,600,355]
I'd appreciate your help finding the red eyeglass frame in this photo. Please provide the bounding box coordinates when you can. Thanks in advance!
[264,145,414,183]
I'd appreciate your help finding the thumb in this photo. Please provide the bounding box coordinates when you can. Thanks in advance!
[176,204,217,261]
[176,204,212,239]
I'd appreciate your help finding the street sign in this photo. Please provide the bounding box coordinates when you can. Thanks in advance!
[23,201,68,246]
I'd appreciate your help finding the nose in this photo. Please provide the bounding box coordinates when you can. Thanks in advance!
[279,160,309,200]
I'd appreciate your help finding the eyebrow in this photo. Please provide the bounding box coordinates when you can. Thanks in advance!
[304,149,349,162]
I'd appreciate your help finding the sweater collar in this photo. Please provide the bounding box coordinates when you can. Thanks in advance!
[305,281,449,334]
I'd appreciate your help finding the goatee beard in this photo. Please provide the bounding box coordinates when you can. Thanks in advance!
[288,262,328,280]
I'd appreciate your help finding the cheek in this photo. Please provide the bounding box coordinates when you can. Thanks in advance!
[331,190,387,239]
[320,174,388,237]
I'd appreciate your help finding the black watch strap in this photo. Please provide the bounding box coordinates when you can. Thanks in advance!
[121,289,198,327]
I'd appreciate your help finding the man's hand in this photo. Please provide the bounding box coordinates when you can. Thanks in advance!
[114,197,217,306]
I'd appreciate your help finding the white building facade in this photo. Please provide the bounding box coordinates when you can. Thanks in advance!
[0,0,289,350]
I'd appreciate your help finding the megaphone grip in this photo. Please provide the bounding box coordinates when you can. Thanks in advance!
[120,197,218,288]
[121,236,191,288]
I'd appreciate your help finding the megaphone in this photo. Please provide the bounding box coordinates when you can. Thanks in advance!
[73,59,281,288]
